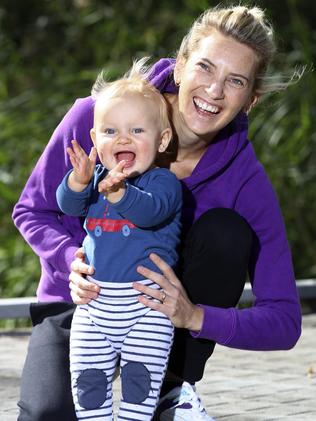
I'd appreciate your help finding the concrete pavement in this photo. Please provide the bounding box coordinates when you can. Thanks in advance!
[1,314,315,421]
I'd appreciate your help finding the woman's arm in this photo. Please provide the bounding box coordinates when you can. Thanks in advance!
[12,97,95,274]
[223,168,302,350]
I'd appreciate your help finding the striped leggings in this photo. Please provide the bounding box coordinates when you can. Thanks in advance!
[70,279,174,420]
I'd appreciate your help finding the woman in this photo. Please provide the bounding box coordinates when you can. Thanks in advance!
[13,5,301,421]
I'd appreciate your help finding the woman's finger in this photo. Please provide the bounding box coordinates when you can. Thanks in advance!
[69,271,99,292]
[149,253,182,287]
[70,290,92,305]
[74,247,85,260]
[132,281,167,301]
[137,294,169,316]
[70,257,94,275]
[136,265,170,290]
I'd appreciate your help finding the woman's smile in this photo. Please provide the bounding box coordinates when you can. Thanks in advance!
[193,96,221,116]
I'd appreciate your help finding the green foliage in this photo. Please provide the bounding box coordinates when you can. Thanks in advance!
[0,0,315,306]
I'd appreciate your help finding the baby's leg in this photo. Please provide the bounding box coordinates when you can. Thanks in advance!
[118,309,174,420]
[70,305,119,421]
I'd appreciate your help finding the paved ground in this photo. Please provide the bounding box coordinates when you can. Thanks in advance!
[0,314,315,421]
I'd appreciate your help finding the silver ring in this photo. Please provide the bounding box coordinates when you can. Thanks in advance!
[161,290,167,303]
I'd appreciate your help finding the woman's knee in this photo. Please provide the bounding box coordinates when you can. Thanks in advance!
[18,311,76,421]
[185,208,253,258]
[18,404,76,421]
[182,208,253,305]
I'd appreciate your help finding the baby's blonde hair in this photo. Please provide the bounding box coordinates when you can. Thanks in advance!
[91,58,171,131]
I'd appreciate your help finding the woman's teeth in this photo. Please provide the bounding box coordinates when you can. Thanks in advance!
[194,98,220,114]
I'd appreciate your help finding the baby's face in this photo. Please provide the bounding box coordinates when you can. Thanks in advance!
[91,93,170,177]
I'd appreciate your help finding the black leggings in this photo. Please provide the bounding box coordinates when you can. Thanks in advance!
[18,208,252,421]
[168,208,252,382]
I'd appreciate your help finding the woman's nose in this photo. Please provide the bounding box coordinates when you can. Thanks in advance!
[205,80,225,99]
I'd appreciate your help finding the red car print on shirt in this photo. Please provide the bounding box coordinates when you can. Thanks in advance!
[86,217,136,232]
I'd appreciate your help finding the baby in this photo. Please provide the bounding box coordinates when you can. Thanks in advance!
[56,61,182,420]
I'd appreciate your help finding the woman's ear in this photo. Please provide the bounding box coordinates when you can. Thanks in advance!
[158,128,173,153]
[244,94,259,114]
[174,58,185,86]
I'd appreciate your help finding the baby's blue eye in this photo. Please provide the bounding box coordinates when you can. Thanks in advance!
[132,128,144,134]
[105,128,115,135]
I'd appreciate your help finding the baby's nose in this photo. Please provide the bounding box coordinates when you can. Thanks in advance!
[117,135,131,144]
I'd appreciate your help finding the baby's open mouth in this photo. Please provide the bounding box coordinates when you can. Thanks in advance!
[115,151,136,167]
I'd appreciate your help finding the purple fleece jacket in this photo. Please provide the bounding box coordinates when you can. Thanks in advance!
[12,59,301,351]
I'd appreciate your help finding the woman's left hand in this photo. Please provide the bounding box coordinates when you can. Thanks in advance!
[134,253,204,332]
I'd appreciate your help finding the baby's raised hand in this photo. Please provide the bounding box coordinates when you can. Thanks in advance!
[67,139,97,186]
[98,160,127,203]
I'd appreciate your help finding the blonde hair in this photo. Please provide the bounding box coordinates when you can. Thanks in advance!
[177,5,301,95]
[91,58,171,131]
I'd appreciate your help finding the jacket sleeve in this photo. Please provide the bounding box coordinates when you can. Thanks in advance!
[56,170,94,217]
[111,170,182,228]
[192,168,302,350]
[12,97,94,274]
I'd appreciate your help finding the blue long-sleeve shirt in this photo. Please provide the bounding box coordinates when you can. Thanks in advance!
[57,165,182,282]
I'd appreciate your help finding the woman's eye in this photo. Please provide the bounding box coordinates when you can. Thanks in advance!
[132,128,144,134]
[105,128,115,135]
[228,78,245,88]
[198,62,210,72]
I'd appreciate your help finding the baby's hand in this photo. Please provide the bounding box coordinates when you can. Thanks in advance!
[98,160,127,203]
[67,139,97,187]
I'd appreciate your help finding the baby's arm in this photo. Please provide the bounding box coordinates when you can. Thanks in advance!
[111,170,182,228]
[67,139,97,192]
[98,160,128,203]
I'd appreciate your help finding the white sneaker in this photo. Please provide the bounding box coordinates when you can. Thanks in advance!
[156,381,215,421]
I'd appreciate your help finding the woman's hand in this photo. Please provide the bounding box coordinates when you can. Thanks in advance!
[69,247,100,304]
[134,253,204,332]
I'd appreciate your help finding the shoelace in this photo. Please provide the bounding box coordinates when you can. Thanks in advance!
[177,384,208,414]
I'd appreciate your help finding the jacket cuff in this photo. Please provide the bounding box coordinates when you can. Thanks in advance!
[190,304,236,345]
[56,244,80,274]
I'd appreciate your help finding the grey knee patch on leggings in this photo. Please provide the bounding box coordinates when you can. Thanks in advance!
[77,368,108,409]
[121,362,151,404]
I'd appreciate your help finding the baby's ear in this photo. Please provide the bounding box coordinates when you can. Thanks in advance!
[158,128,172,153]
[90,128,96,145]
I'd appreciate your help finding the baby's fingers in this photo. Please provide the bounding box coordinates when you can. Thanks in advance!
[98,177,118,190]
[88,146,97,164]
[71,139,84,155]
[67,147,80,169]
[114,160,127,173]
[66,146,76,161]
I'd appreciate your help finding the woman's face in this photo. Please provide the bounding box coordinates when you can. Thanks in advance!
[175,30,259,141]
